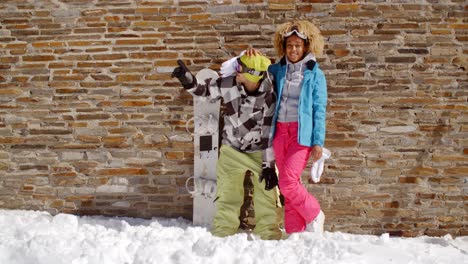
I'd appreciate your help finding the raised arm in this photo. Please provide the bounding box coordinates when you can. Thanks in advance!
[172,60,222,101]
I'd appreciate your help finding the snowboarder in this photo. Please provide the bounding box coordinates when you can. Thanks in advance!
[172,54,283,240]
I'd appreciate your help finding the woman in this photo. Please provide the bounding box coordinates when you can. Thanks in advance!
[250,20,328,234]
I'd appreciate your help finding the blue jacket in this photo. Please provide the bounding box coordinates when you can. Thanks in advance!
[268,56,327,147]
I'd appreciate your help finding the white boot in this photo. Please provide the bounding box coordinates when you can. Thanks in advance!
[306,210,325,233]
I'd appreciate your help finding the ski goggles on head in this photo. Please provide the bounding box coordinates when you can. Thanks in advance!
[236,58,265,77]
[282,26,307,40]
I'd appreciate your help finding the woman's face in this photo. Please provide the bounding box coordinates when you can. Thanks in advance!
[285,35,306,63]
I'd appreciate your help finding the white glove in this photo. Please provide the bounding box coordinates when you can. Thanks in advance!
[220,50,245,77]
[310,148,331,183]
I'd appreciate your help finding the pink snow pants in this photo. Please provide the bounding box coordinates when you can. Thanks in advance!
[273,122,321,233]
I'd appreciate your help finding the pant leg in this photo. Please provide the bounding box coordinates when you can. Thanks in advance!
[273,122,288,177]
[211,145,247,237]
[273,122,321,234]
[249,156,283,240]
[281,142,320,233]
[273,122,304,233]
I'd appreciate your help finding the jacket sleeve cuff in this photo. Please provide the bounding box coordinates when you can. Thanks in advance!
[312,140,324,147]
[262,147,276,169]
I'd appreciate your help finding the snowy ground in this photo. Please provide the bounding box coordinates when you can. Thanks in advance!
[0,210,466,264]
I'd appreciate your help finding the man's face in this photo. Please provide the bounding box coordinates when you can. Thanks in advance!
[236,70,254,86]
[236,66,259,92]
[285,35,306,63]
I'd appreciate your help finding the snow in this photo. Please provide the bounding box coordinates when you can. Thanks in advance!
[0,210,466,264]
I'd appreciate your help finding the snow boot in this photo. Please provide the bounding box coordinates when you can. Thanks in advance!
[305,210,325,233]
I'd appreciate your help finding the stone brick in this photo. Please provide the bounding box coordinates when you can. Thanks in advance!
[65,195,95,201]
[97,168,149,176]
[428,177,459,184]
[116,75,143,82]
[444,167,468,176]
[380,169,400,177]
[432,154,468,163]
[20,165,48,171]
[0,161,10,171]
[180,6,205,13]
[96,185,132,193]
[336,4,359,12]
[0,137,25,144]
[92,54,127,60]
[29,129,72,135]
[76,114,111,120]
[366,159,387,168]
[115,39,159,45]
[419,125,451,132]
[49,200,65,208]
[122,101,153,107]
[0,88,23,95]
[60,152,85,161]
[22,55,55,61]
[32,194,56,201]
[397,98,438,104]
[385,57,417,63]
[399,177,422,184]
[380,126,416,133]
[103,136,129,147]
[325,139,359,148]
[268,0,294,10]
[408,167,438,176]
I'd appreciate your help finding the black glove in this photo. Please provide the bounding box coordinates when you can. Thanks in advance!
[279,193,285,206]
[171,60,194,89]
[259,167,278,191]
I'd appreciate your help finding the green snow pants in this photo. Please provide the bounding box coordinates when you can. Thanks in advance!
[211,145,283,240]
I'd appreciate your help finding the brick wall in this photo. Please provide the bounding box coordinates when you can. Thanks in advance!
[0,0,466,237]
